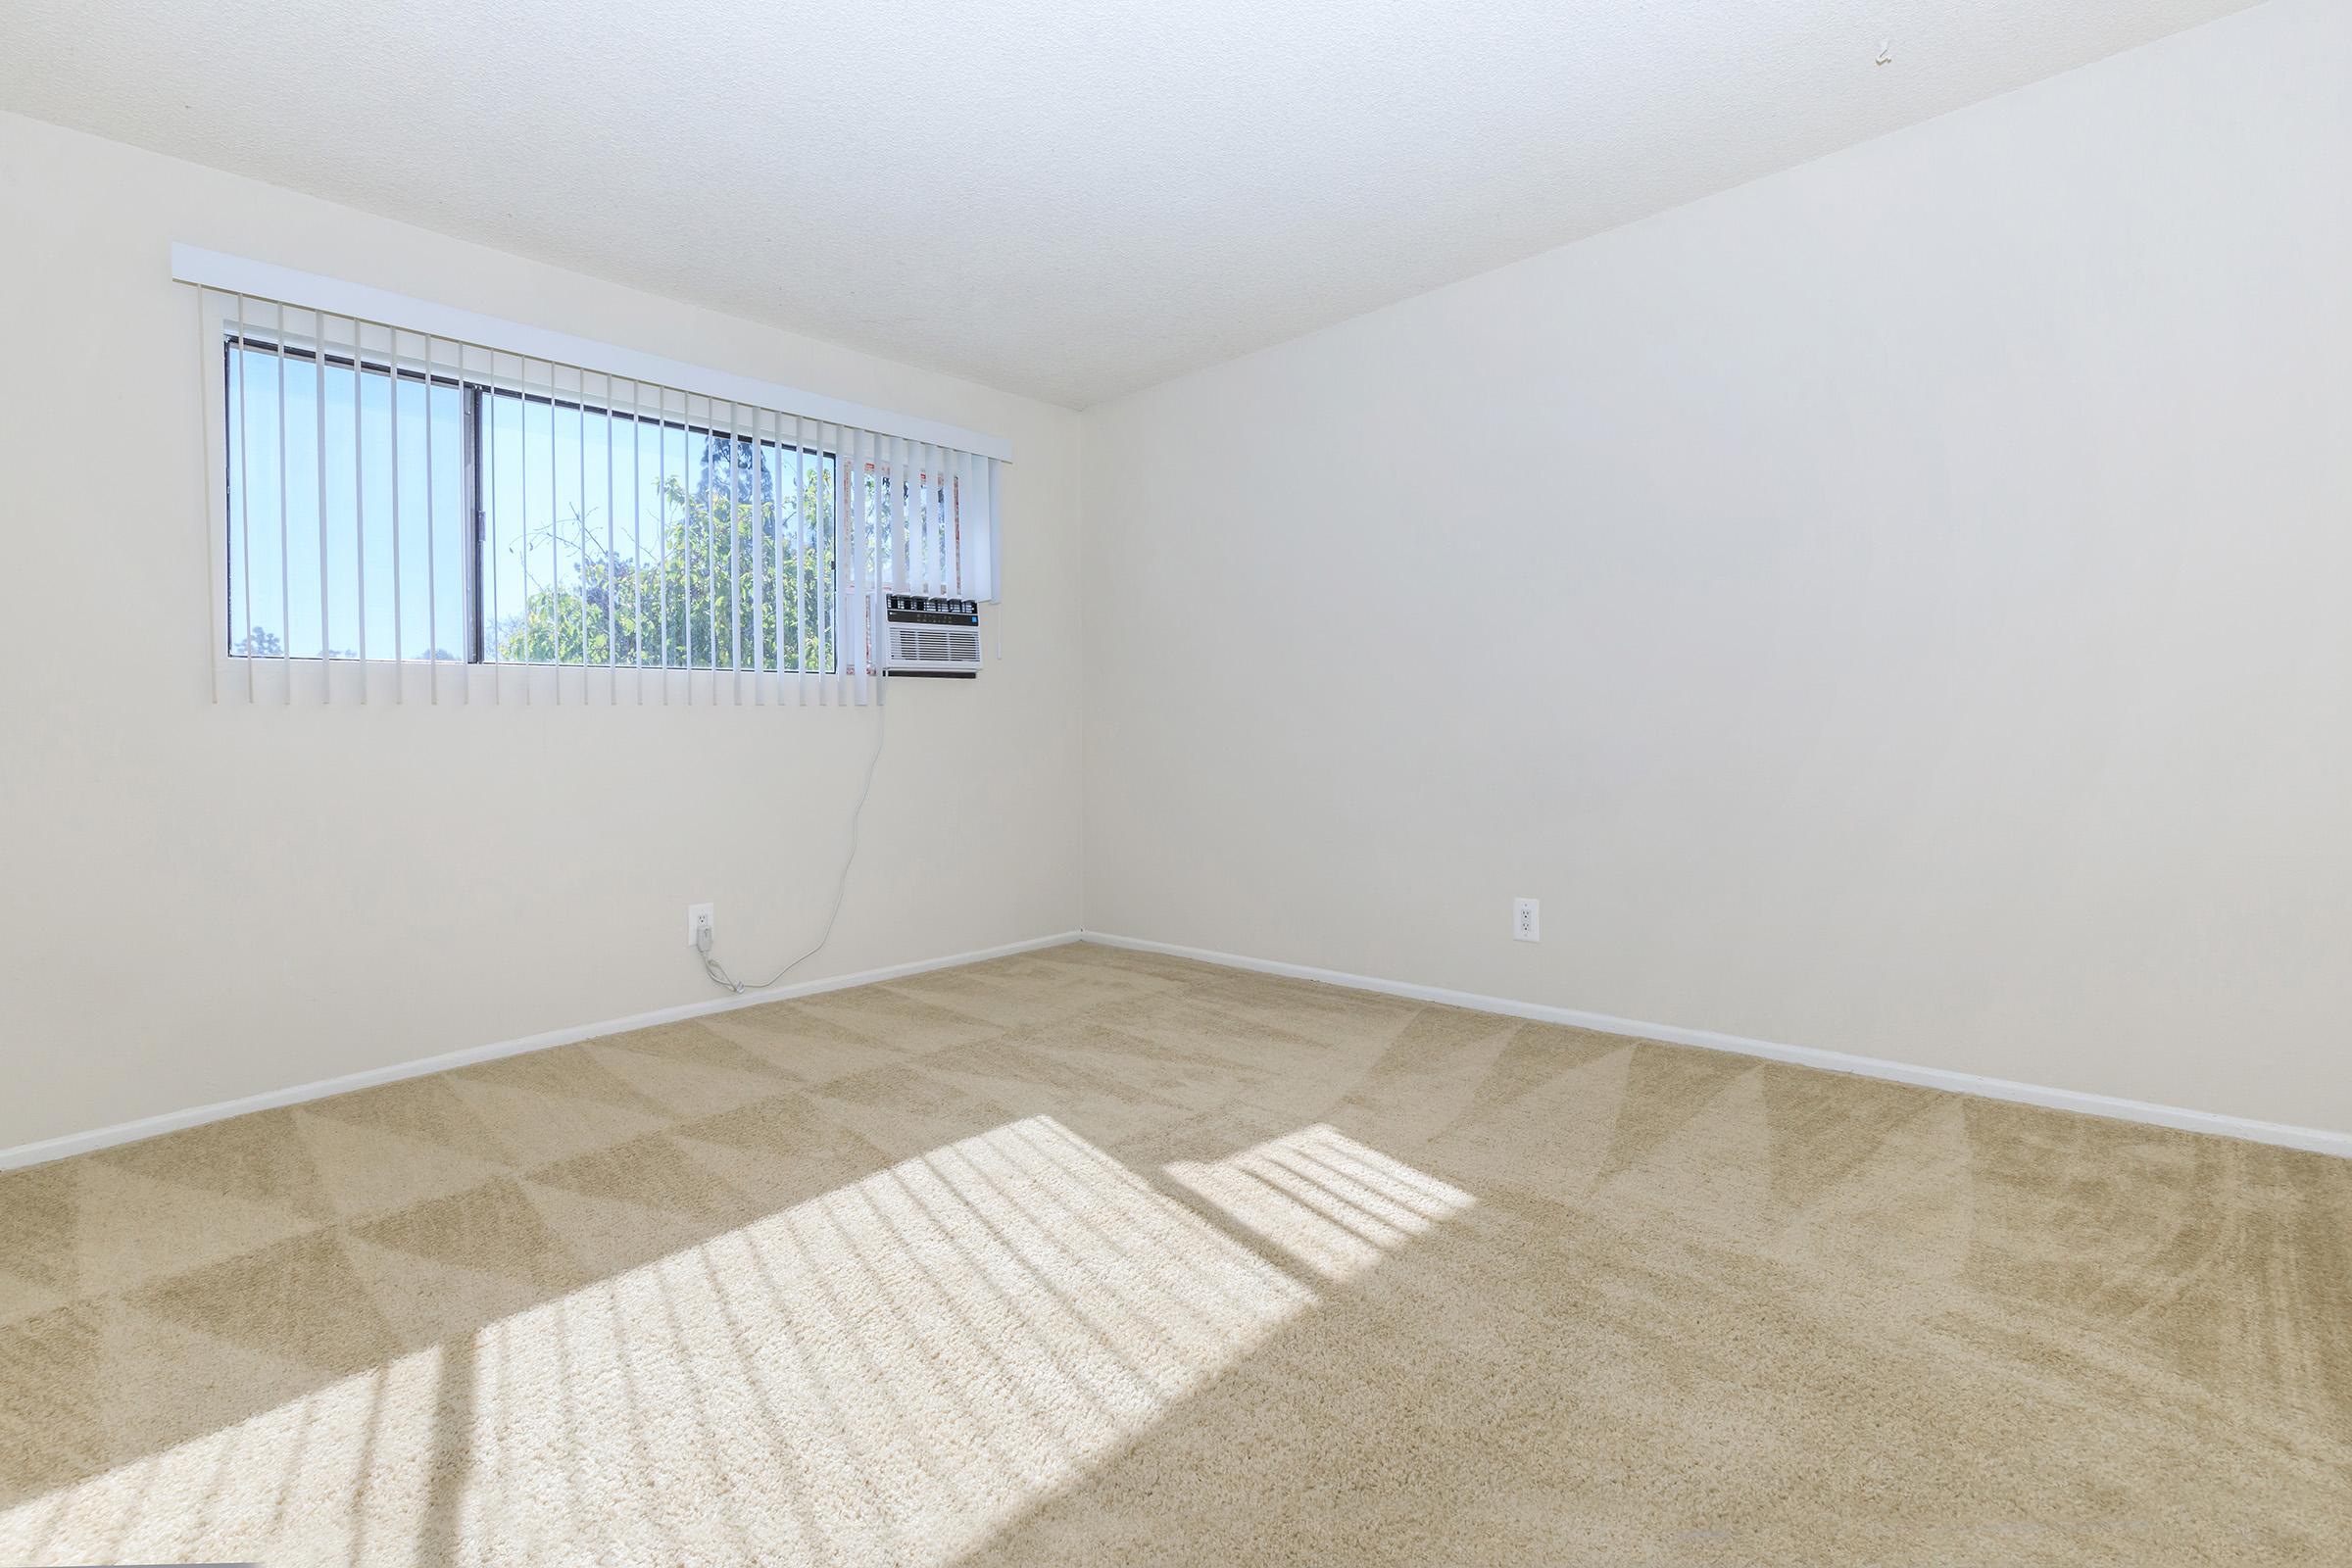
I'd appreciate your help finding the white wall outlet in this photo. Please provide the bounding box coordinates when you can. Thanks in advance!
[1513,898,1541,942]
[686,903,715,950]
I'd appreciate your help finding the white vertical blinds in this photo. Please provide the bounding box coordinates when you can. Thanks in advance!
[182,254,1004,709]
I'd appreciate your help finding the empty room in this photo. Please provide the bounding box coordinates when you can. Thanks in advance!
[2,0,2347,1563]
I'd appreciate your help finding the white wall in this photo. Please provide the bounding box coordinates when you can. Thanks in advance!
[1082,0,2352,1136]
[0,112,1085,1152]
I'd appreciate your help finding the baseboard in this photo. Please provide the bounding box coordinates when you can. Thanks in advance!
[1081,932,2352,1160]
[0,931,1085,1172]
[22,926,2342,1169]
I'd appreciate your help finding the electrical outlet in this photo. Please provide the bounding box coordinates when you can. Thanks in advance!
[1513,898,1541,943]
[686,903,715,950]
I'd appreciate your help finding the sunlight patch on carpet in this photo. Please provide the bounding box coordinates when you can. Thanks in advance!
[1164,1123,1477,1281]
[0,1116,1467,1567]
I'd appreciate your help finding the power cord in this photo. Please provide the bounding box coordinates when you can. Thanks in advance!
[700,697,889,994]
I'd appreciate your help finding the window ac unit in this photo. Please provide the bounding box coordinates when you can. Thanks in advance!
[883,594,982,678]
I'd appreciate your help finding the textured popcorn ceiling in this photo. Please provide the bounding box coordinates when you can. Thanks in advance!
[0,0,2257,407]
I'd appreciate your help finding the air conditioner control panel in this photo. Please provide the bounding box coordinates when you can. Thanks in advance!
[885,595,981,624]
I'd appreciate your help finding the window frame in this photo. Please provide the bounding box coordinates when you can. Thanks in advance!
[204,294,849,691]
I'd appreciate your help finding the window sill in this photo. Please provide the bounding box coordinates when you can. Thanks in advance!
[210,656,879,708]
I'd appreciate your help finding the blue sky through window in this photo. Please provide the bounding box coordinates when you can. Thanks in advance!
[224,342,464,661]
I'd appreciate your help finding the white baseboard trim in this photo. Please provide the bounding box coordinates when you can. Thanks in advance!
[1081,932,2352,1160]
[0,931,1084,1172]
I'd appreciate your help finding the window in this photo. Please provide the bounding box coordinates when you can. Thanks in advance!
[183,256,1006,706]
[223,336,465,662]
[474,380,843,675]
[224,336,843,674]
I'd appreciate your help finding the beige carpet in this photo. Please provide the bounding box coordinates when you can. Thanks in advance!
[1,943,2346,1566]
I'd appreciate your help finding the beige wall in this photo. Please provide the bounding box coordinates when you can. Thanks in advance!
[1082,0,2352,1135]
[0,112,1086,1151]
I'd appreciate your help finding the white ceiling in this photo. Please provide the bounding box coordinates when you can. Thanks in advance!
[3,0,2255,407]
